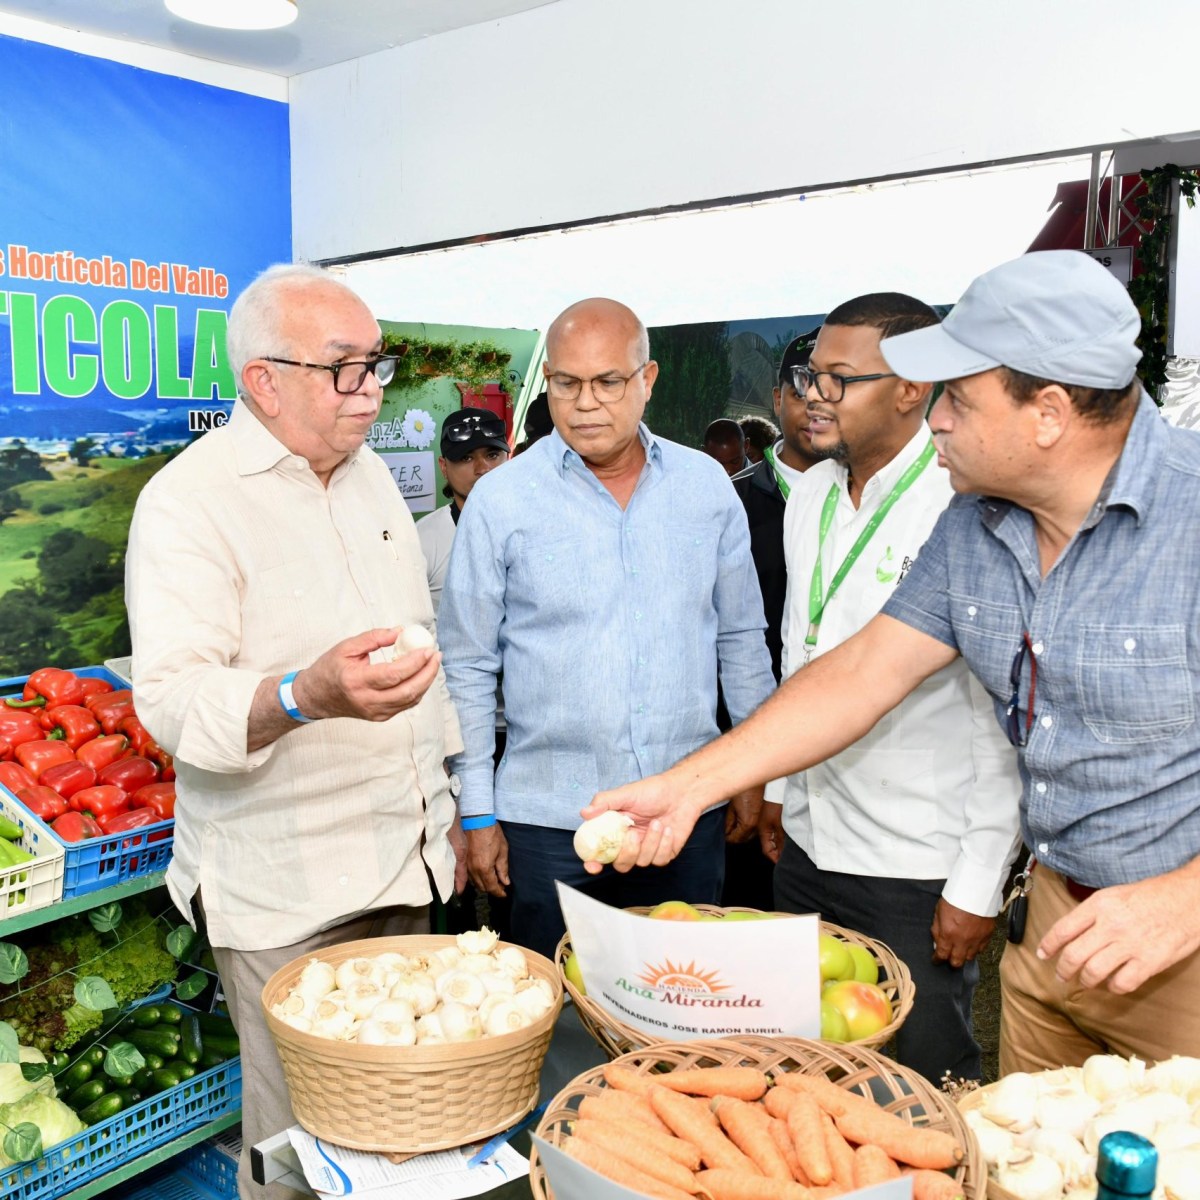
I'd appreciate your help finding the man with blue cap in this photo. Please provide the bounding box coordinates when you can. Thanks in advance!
[584,250,1200,1072]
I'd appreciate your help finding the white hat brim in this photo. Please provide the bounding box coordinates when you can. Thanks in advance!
[881,322,1001,383]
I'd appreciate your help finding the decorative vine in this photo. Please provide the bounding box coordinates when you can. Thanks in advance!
[1128,164,1200,400]
[379,334,514,396]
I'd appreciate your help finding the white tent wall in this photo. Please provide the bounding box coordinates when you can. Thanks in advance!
[289,0,1200,263]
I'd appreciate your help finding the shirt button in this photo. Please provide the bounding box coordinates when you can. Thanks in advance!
[1124,638,1137,653]
[637,704,645,715]
[638,656,646,666]
[1036,782,1047,794]
[634,611,643,621]
[967,606,978,617]
[813,790,823,799]
[880,779,889,788]
[1038,842,1049,854]
[1032,642,1044,655]
[338,875,349,886]
[1041,715,1053,729]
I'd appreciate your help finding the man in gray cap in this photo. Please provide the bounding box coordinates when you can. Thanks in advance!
[583,250,1200,1072]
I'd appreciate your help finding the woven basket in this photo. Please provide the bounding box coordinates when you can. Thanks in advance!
[529,1035,984,1199]
[261,934,562,1153]
[555,907,915,1058]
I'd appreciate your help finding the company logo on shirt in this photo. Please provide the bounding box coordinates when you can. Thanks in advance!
[875,546,897,583]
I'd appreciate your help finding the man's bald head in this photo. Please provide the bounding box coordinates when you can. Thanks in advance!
[546,298,650,365]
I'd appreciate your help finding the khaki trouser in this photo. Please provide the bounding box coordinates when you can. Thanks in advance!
[999,866,1200,1074]
[206,900,429,1200]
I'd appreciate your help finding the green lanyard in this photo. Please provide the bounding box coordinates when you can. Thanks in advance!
[762,443,791,501]
[805,439,936,656]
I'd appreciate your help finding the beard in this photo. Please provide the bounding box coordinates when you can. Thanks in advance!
[812,439,850,463]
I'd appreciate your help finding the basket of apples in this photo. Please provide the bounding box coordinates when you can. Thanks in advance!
[556,903,914,1061]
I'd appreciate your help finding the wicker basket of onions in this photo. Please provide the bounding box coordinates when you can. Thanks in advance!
[261,928,562,1153]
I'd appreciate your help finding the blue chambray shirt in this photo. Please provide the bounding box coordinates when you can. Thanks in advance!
[884,393,1200,889]
[439,424,776,829]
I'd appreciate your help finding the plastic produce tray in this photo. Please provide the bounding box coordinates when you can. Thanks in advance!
[0,665,175,898]
[0,782,64,916]
[178,1126,241,1199]
[0,1055,242,1200]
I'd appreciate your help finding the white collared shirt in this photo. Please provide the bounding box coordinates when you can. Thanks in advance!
[772,424,1022,916]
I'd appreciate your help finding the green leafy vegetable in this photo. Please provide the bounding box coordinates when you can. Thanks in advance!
[165,927,196,962]
[2,1121,40,1165]
[0,1092,84,1166]
[103,1041,143,1078]
[0,1024,17,1065]
[174,972,207,1002]
[18,1063,48,1084]
[73,977,116,1013]
[87,904,122,934]
[0,945,27,987]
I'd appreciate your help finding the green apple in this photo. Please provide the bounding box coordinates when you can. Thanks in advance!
[822,980,892,1041]
[818,934,854,983]
[820,999,851,1042]
[562,951,587,995]
[646,900,704,921]
[723,910,771,922]
[846,944,880,985]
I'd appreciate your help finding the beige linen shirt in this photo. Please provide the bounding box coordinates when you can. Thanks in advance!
[125,400,463,951]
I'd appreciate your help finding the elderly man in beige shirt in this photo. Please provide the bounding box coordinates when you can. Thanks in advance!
[125,263,465,1200]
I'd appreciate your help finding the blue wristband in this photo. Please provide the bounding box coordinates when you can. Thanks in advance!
[278,671,314,723]
[461,814,496,831]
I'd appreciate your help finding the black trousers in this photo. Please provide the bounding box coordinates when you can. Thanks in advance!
[773,837,981,1084]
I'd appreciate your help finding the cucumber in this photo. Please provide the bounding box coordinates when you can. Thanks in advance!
[199,1047,229,1069]
[200,1032,240,1058]
[149,1066,182,1093]
[83,1045,106,1068]
[113,1087,142,1107]
[79,1093,125,1125]
[174,1063,197,1080]
[143,1053,164,1071]
[178,1013,203,1065]
[61,1060,93,1089]
[66,1079,108,1109]
[49,1052,70,1075]
[131,1067,154,1092]
[129,1005,162,1028]
[195,1013,237,1037]
[156,1004,183,1025]
[127,1029,179,1058]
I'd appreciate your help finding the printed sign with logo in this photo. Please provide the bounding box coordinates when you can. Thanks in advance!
[557,884,820,1041]
[379,451,436,515]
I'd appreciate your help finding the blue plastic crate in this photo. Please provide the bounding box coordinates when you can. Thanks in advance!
[0,664,176,898]
[115,1157,229,1200]
[178,1127,241,1199]
[0,1055,242,1200]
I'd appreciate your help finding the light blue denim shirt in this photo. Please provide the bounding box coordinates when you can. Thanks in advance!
[884,393,1200,888]
[439,424,775,829]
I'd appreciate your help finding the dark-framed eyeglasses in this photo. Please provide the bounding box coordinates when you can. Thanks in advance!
[791,365,897,404]
[1005,631,1039,748]
[544,361,649,404]
[263,355,397,395]
[443,411,507,442]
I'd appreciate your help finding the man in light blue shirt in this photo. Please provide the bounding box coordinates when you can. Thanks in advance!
[438,297,775,959]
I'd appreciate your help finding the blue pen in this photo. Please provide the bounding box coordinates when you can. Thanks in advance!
[467,1101,549,1168]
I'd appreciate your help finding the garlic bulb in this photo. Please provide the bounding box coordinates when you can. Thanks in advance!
[1081,1053,1144,1103]
[1035,1086,1100,1142]
[371,998,417,1025]
[994,1149,1065,1200]
[393,624,435,653]
[296,958,337,1002]
[512,977,554,1021]
[436,969,487,1009]
[437,1001,482,1042]
[493,946,528,978]
[374,952,411,974]
[344,981,386,1019]
[274,992,313,1019]
[277,1012,314,1033]
[479,970,517,996]
[482,1000,530,1037]
[459,953,497,975]
[456,927,499,956]
[965,1108,1017,1166]
[433,945,462,970]
[1027,1128,1095,1189]
[1158,1145,1200,1200]
[357,1018,418,1046]
[334,957,384,991]
[1084,1092,1181,1154]
[1154,1120,1200,1151]
[573,811,633,864]
[311,998,357,1040]
[1145,1056,1200,1101]
[416,1012,445,1042]
[390,974,438,1015]
[984,1072,1040,1132]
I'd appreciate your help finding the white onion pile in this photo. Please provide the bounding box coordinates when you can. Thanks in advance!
[271,928,555,1046]
[968,1055,1200,1200]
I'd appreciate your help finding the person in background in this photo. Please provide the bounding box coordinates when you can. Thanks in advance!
[719,331,823,910]
[512,392,552,455]
[702,417,751,476]
[739,414,780,465]
[126,263,465,1200]
[585,251,1200,1076]
[761,293,1021,1083]
[438,297,775,961]
[417,408,510,612]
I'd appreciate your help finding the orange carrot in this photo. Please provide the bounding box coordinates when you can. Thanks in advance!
[712,1097,793,1181]
[766,1117,810,1186]
[819,1113,856,1191]
[604,1062,659,1097]
[564,1136,696,1200]
[578,1113,703,1170]
[573,1120,701,1194]
[649,1086,762,1174]
[832,1108,962,1171]
[763,1087,796,1121]
[783,1090,832,1187]
[903,1167,965,1200]
[694,1168,813,1200]
[852,1144,900,1187]
[580,1090,671,1134]
[658,1067,769,1101]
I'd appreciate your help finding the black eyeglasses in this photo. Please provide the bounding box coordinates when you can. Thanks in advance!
[791,365,897,404]
[263,355,397,395]
[1005,631,1039,747]
[443,412,507,442]
[544,362,649,404]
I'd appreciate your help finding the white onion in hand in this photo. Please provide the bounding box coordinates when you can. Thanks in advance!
[573,811,634,863]
[395,624,435,652]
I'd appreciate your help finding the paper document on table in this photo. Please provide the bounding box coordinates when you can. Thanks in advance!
[287,1127,530,1198]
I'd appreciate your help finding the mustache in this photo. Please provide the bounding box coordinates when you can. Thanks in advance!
[806,407,838,422]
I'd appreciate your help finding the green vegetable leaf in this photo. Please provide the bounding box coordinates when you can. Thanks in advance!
[3,1121,41,1163]
[165,926,197,962]
[88,903,123,934]
[74,976,117,1012]
[104,1041,144,1078]
[0,942,28,985]
[174,971,208,1002]
[19,1061,50,1083]
[0,1022,18,1064]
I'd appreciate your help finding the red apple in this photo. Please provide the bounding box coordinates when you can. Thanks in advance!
[646,900,704,921]
[821,980,892,1041]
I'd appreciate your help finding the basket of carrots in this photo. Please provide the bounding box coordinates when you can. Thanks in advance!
[555,909,915,1059]
[529,1035,981,1200]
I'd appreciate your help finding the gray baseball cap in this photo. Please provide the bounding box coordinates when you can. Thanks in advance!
[880,250,1142,389]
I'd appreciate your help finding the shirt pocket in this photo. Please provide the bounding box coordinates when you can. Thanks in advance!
[512,532,588,617]
[947,592,1022,700]
[1076,623,1194,744]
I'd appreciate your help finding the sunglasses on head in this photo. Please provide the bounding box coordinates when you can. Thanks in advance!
[443,412,506,442]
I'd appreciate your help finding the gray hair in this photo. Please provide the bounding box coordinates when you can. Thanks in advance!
[225,262,346,392]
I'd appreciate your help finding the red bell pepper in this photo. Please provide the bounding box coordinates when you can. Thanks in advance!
[0,709,48,753]
[51,811,102,841]
[76,734,130,773]
[97,807,161,835]
[85,690,135,733]
[39,760,97,800]
[39,705,101,749]
[14,739,76,781]
[69,784,130,820]
[141,739,174,782]
[17,785,69,823]
[98,755,158,793]
[75,678,114,702]
[116,715,154,756]
[0,761,37,795]
[18,668,87,708]
[129,782,175,821]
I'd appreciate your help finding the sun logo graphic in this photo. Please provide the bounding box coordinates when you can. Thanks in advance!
[638,960,729,994]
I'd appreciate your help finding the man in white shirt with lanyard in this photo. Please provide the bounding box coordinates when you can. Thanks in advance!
[759,291,1022,1083]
